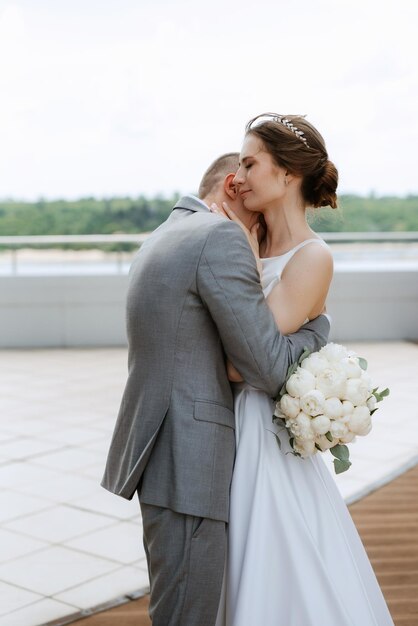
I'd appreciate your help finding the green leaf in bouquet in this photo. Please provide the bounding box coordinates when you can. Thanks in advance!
[298,347,311,365]
[333,459,352,474]
[315,443,322,451]
[330,444,350,462]
[358,357,368,371]
[325,431,333,442]
[370,408,379,416]
[273,415,286,427]
[287,439,301,457]
[287,362,298,379]
[275,434,282,450]
[373,387,390,403]
[278,381,287,399]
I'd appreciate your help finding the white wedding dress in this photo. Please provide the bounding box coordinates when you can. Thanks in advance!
[215,239,394,626]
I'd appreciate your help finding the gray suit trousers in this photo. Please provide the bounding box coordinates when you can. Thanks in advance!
[140,501,226,626]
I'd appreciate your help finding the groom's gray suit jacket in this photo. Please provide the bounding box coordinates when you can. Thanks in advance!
[101,195,330,521]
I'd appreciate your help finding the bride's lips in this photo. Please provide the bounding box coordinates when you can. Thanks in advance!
[240,189,252,197]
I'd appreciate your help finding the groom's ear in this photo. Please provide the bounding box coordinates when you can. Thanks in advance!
[224,173,238,200]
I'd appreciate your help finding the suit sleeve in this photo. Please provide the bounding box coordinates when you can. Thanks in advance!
[197,220,330,397]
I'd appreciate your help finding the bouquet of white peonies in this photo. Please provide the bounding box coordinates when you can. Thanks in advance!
[273,343,389,474]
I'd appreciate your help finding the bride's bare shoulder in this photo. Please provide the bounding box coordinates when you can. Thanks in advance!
[282,240,333,280]
[302,239,333,264]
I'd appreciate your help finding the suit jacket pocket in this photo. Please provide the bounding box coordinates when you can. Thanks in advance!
[194,400,235,429]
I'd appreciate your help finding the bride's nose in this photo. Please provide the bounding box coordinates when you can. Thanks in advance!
[233,168,244,186]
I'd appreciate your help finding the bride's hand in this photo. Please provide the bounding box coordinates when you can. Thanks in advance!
[210,202,262,275]
[226,360,244,382]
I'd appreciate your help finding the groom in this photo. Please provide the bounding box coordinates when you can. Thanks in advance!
[102,153,330,626]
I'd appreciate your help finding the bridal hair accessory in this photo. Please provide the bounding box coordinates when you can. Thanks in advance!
[273,116,310,148]
[247,113,310,148]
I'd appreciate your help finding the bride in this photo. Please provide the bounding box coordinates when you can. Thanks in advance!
[214,114,394,625]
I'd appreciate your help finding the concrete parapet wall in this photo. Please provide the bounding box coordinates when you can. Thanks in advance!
[328,269,418,341]
[0,269,417,348]
[0,275,129,348]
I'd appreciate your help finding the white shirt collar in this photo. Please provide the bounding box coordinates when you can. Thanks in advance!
[189,194,210,210]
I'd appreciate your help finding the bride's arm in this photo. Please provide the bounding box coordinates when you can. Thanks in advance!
[267,243,333,335]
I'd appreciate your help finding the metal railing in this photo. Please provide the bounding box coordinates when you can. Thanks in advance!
[0,234,151,275]
[0,234,150,245]
[1,232,418,247]
[1,232,418,275]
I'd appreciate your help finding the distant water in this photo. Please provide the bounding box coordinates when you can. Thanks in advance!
[1,243,418,276]
[0,259,133,276]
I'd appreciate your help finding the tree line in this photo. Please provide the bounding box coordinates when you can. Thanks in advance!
[0,194,418,237]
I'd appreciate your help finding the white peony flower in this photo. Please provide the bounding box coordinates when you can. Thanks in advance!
[300,390,326,416]
[344,378,370,406]
[288,411,314,440]
[348,405,372,435]
[300,353,329,376]
[319,343,349,363]
[366,395,377,412]
[286,417,296,435]
[311,414,331,435]
[286,368,316,398]
[330,419,349,439]
[361,371,373,392]
[323,397,343,420]
[279,394,300,419]
[316,367,346,399]
[293,438,316,457]
[273,402,285,419]
[340,431,356,443]
[340,356,362,379]
[342,400,354,416]
[316,434,339,451]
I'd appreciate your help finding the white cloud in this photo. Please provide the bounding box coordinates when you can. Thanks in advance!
[0,0,417,199]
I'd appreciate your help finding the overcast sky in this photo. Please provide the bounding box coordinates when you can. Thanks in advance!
[0,0,417,200]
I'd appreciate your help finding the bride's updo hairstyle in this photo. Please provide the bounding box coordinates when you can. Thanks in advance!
[246,113,338,209]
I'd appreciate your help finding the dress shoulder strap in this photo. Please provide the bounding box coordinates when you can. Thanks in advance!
[290,238,327,255]
[281,238,328,275]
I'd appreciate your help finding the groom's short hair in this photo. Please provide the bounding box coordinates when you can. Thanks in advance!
[198,152,239,199]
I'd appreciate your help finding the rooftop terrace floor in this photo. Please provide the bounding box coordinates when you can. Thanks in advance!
[0,342,417,625]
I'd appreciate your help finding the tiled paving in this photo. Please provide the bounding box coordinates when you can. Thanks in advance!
[0,343,417,626]
[0,349,148,626]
